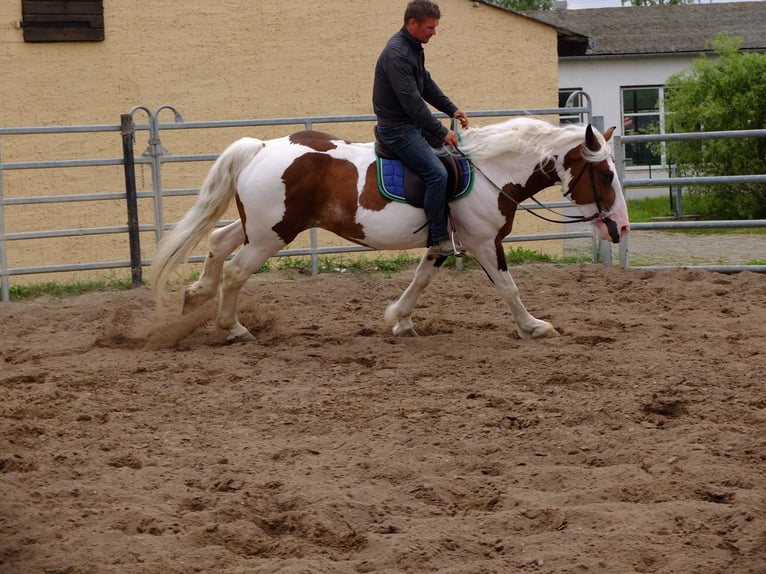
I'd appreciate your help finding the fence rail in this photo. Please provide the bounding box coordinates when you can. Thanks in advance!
[0,98,596,302]
[609,129,766,272]
[2,98,765,302]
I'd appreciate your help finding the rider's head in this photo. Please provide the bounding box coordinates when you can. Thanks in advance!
[404,0,440,24]
[404,0,441,44]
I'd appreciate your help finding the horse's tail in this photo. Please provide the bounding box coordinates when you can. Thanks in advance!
[151,136,265,305]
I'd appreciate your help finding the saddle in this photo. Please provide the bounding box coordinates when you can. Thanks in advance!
[374,131,473,208]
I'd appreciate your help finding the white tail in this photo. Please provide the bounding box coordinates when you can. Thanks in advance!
[151,137,265,306]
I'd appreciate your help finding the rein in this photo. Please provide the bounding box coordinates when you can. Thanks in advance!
[454,146,605,226]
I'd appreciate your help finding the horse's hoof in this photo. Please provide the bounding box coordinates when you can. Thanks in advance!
[518,321,558,340]
[392,323,418,337]
[182,290,203,315]
[226,330,256,344]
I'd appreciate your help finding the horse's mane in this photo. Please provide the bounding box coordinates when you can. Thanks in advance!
[458,117,610,164]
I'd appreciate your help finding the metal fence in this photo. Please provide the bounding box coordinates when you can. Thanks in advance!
[0,98,596,302]
[3,98,765,302]
[611,129,766,273]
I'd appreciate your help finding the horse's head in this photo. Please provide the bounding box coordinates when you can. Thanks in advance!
[561,124,630,243]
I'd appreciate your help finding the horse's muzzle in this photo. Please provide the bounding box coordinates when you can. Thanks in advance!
[604,216,620,243]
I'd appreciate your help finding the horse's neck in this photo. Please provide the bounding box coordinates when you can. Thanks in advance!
[514,158,561,202]
[471,149,565,203]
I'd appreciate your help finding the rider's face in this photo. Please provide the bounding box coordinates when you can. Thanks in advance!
[407,17,439,44]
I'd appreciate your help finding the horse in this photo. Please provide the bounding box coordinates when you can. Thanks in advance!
[151,117,630,343]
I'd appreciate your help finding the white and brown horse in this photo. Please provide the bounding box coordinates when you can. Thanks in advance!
[151,117,629,342]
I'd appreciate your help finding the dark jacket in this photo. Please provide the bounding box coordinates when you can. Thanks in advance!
[373,26,458,141]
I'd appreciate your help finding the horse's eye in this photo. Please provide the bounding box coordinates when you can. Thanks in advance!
[600,171,614,184]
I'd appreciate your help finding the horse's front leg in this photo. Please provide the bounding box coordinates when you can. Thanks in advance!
[183,221,245,313]
[472,243,558,340]
[384,250,444,336]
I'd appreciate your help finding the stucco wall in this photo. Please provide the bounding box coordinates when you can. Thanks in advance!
[0,0,561,284]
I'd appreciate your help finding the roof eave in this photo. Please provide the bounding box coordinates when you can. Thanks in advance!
[471,0,589,40]
[561,50,712,61]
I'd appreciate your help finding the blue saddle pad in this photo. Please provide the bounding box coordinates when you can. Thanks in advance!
[375,155,474,206]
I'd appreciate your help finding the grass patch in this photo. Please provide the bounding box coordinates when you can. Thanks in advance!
[506,246,588,266]
[286,246,587,272]
[273,247,585,277]
[9,277,136,301]
[626,195,766,234]
[626,196,676,222]
[270,253,417,278]
[6,246,582,301]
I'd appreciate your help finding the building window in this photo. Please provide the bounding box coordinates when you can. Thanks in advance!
[622,86,665,167]
[21,0,104,43]
[559,89,584,124]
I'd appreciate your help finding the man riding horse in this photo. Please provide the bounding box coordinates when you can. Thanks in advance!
[373,0,469,257]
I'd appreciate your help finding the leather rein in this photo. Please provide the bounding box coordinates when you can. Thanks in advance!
[455,146,610,226]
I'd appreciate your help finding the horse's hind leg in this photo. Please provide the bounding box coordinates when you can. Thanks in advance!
[384,251,443,336]
[183,220,245,313]
[217,240,282,343]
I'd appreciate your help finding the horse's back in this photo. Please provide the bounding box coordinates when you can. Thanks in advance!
[248,130,374,169]
[235,129,392,245]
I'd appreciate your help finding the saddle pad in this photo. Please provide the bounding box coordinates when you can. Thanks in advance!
[376,156,474,204]
[377,156,407,199]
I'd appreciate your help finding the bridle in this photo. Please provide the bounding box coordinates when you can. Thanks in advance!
[562,160,612,218]
[455,146,614,227]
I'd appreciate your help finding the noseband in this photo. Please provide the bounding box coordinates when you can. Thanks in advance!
[564,159,621,241]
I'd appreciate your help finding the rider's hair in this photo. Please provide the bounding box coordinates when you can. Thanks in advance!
[404,0,441,24]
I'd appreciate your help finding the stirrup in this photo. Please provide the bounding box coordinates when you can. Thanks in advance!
[448,216,465,255]
[429,239,464,257]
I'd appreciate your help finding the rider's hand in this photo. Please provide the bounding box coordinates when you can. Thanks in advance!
[444,129,460,148]
[453,109,469,129]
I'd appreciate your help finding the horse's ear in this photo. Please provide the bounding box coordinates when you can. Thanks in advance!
[585,124,600,151]
[603,126,616,142]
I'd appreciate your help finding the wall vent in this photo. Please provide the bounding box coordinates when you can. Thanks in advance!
[22,1,104,43]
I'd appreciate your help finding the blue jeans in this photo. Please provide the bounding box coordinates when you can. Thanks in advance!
[376,124,449,244]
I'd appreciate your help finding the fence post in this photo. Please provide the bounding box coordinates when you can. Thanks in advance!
[0,139,8,302]
[614,134,628,268]
[121,114,143,288]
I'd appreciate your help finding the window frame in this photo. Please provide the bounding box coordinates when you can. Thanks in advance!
[621,85,667,168]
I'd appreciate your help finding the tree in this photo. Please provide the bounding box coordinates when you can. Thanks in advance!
[493,0,553,10]
[664,34,766,219]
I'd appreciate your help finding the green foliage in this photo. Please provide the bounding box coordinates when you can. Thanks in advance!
[492,0,553,11]
[664,34,766,219]
[625,196,675,222]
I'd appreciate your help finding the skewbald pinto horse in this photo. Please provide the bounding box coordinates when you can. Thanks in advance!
[151,117,629,343]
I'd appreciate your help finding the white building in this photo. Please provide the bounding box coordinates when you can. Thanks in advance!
[522,1,766,191]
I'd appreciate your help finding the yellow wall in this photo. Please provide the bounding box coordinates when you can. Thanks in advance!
[0,0,561,284]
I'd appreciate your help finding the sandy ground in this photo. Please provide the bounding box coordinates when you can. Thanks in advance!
[1,260,765,574]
